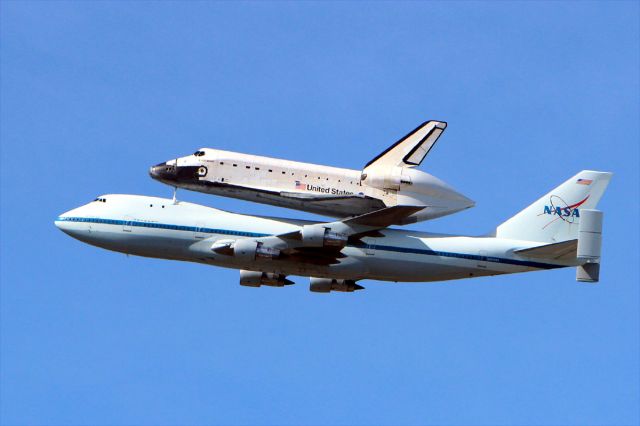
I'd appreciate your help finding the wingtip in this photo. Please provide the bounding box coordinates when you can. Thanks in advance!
[421,120,447,129]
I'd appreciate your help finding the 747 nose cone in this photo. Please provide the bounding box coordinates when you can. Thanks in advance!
[54,209,83,238]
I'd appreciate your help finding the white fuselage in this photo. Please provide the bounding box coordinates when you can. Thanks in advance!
[55,195,576,284]
[149,149,475,223]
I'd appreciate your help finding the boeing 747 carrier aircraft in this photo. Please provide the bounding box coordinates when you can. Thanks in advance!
[56,170,611,292]
[149,120,474,225]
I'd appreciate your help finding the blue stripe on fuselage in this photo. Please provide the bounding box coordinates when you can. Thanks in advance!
[56,216,268,238]
[55,216,562,270]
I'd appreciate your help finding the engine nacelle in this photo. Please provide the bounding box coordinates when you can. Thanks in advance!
[240,270,294,287]
[301,226,348,249]
[228,239,280,261]
[309,277,364,293]
[361,167,411,191]
[231,239,259,260]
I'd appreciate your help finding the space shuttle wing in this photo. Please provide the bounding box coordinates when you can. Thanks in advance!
[277,191,387,215]
[342,205,425,227]
[364,120,447,169]
[201,181,387,216]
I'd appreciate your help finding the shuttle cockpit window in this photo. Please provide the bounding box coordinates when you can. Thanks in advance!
[194,150,205,157]
[93,197,107,203]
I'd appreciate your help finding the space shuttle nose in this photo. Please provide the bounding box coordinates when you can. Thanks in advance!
[149,162,176,182]
[149,163,170,179]
[149,159,203,185]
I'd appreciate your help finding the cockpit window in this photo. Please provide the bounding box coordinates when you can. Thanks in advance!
[93,197,107,203]
[193,150,205,157]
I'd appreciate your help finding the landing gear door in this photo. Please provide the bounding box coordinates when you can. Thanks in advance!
[123,216,133,233]
[364,238,376,256]
[194,223,206,239]
[477,250,488,269]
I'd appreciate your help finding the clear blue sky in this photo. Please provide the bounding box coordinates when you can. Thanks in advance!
[1,2,638,425]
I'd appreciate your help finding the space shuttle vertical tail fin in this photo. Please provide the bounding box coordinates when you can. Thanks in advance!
[495,171,612,243]
[363,120,447,170]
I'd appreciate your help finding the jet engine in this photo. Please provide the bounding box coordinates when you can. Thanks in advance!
[301,226,348,249]
[240,270,294,287]
[309,277,364,293]
[213,239,280,260]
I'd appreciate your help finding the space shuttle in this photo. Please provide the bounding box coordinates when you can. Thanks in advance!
[149,120,475,225]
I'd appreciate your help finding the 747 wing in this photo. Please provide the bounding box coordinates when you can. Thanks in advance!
[211,205,424,265]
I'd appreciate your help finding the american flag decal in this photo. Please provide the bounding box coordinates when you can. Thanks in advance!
[576,178,593,185]
[295,181,306,190]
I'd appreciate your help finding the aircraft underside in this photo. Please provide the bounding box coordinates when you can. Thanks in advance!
[65,223,525,284]
[184,180,387,217]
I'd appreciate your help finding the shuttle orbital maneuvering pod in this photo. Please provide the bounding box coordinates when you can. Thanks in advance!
[149,120,475,225]
[56,170,612,293]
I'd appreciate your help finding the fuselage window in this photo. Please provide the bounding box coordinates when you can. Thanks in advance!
[255,167,260,170]
[220,162,224,165]
[268,169,272,172]
[246,166,250,169]
[233,164,237,167]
